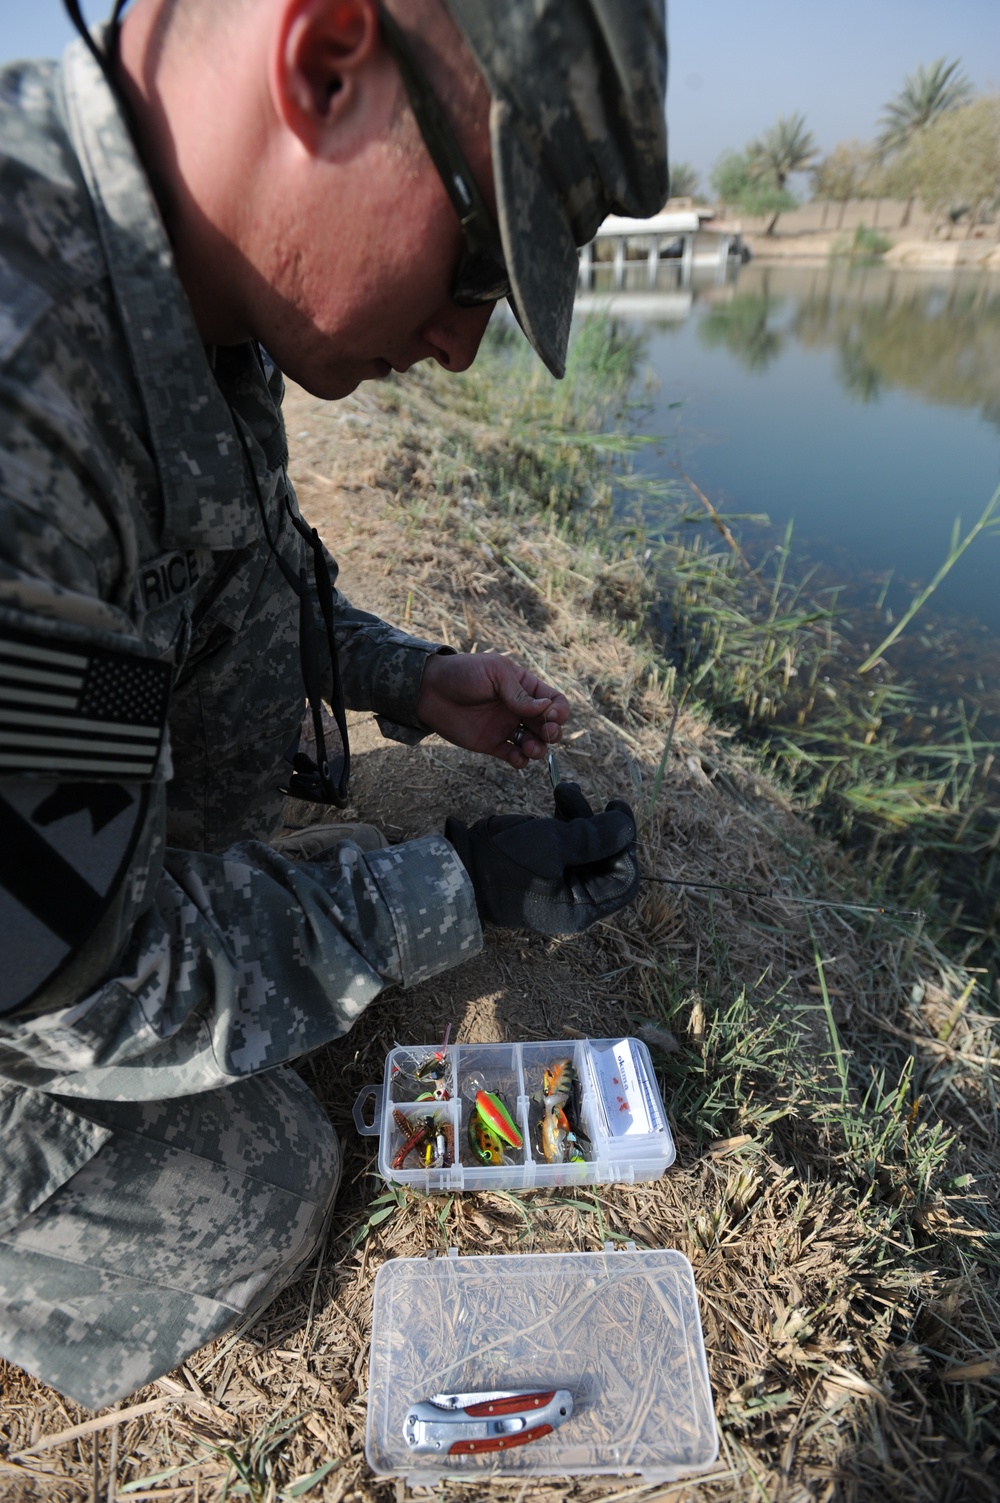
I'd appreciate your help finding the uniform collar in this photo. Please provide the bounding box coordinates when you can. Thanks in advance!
[60,36,260,552]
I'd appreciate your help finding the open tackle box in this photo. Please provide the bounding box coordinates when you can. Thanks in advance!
[365,1243,718,1484]
[352,1035,675,1192]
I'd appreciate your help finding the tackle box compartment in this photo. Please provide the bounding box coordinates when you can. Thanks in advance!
[352,1035,674,1191]
[365,1243,718,1483]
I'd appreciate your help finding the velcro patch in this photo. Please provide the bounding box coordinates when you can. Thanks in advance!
[0,779,148,1015]
[0,622,170,781]
[137,547,204,613]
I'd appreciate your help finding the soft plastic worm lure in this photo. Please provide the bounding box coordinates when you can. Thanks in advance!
[392,1110,454,1170]
[392,1127,429,1170]
[392,1111,431,1170]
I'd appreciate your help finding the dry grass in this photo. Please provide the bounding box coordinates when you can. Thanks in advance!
[2,359,998,1503]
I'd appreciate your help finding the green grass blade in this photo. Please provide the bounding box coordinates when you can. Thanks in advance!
[859,481,1000,672]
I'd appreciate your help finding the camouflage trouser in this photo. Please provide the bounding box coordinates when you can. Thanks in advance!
[0,1067,341,1410]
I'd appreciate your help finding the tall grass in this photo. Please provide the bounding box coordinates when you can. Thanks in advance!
[438,315,1000,978]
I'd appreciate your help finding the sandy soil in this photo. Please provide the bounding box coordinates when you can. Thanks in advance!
[745,232,1000,268]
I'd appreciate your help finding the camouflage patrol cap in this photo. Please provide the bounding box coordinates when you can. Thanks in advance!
[443,0,668,378]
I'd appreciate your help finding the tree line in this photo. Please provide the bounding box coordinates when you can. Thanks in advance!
[670,59,1000,237]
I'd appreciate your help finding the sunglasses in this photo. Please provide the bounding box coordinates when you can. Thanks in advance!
[378,5,512,307]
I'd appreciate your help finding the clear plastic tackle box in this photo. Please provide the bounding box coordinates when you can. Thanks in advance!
[365,1243,718,1484]
[352,1035,675,1192]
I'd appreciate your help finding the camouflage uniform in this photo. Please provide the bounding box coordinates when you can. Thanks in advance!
[0,40,481,1408]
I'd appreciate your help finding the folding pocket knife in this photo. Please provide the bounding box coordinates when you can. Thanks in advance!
[403,1388,574,1455]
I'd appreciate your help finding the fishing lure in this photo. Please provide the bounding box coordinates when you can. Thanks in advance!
[416,1054,447,1082]
[532,1060,588,1163]
[414,1052,450,1100]
[392,1110,454,1170]
[468,1112,505,1165]
[474,1090,523,1151]
[392,1112,431,1171]
[539,1105,586,1165]
[541,1058,575,1111]
[436,1121,455,1168]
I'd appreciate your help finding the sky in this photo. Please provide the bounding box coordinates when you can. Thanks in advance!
[5,1,1000,193]
[668,0,999,186]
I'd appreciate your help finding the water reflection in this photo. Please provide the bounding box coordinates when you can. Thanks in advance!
[579,259,1000,633]
[790,268,1000,426]
[699,294,785,372]
[581,259,1000,425]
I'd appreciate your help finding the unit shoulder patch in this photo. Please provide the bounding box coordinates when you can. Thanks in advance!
[0,777,149,1015]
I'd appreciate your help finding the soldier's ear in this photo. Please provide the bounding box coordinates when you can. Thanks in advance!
[271,0,383,156]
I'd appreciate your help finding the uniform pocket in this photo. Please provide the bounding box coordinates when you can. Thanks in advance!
[0,1082,111,1235]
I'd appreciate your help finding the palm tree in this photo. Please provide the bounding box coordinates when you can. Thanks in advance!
[877,58,973,157]
[747,113,818,190]
[746,113,818,232]
[877,58,973,226]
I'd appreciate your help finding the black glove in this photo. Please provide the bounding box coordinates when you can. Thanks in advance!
[445,783,639,935]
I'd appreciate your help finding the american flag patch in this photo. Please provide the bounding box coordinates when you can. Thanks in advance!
[0,624,171,781]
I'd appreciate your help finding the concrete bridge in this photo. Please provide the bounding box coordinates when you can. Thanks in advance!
[579,207,746,288]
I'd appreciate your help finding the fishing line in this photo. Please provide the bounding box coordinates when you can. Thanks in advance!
[640,872,922,921]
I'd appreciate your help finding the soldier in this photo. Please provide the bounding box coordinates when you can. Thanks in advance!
[0,0,668,1407]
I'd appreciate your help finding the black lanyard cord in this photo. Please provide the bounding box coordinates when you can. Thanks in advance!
[285,505,353,797]
[63,3,140,135]
[225,378,351,809]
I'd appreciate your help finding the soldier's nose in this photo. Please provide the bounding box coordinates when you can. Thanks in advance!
[423,302,495,373]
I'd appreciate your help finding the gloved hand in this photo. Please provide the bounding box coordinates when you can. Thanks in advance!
[445,783,640,935]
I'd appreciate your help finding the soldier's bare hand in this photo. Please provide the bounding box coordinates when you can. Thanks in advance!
[417,653,569,768]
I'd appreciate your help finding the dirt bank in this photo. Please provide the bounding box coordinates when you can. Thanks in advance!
[746,230,1000,269]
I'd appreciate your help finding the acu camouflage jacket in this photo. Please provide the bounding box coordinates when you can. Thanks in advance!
[0,40,481,1233]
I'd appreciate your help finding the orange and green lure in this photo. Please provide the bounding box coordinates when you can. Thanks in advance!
[474,1090,523,1150]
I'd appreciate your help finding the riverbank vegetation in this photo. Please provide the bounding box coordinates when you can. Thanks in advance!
[4,318,997,1502]
[813,89,1000,242]
[831,223,894,259]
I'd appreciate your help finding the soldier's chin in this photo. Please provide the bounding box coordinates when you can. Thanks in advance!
[277,349,399,400]
[285,364,365,401]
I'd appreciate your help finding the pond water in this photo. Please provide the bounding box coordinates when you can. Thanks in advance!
[579,260,1000,637]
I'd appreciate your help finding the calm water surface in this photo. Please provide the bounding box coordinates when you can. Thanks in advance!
[582,261,1000,636]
